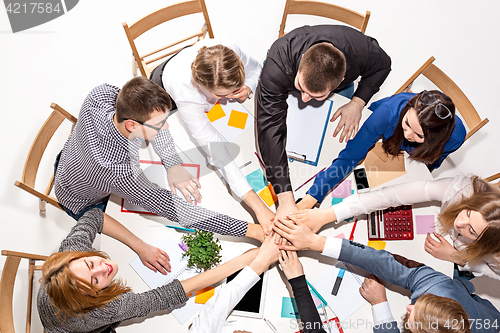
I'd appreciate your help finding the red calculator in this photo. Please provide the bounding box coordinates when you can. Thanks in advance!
[367,205,414,240]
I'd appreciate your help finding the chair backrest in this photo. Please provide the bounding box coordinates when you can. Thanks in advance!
[123,0,214,78]
[395,56,489,141]
[278,0,370,38]
[0,250,48,333]
[486,172,500,187]
[14,103,77,212]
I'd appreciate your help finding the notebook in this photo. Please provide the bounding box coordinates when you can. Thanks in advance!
[311,262,369,322]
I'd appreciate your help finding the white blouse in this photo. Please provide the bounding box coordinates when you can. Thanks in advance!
[162,39,262,198]
[333,175,500,280]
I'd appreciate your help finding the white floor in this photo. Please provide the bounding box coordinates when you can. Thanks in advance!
[1,0,499,332]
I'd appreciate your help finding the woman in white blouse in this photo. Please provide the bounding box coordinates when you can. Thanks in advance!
[151,39,274,233]
[290,175,500,279]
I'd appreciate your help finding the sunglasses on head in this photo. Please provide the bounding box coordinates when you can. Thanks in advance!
[419,90,452,119]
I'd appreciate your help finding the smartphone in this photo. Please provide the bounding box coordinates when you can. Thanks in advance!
[353,165,370,193]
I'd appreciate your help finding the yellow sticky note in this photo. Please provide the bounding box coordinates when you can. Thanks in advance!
[259,184,278,206]
[367,240,386,251]
[195,286,215,304]
[227,109,248,129]
[206,102,226,122]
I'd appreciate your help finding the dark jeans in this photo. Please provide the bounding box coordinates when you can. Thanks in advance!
[54,151,109,221]
[336,81,355,99]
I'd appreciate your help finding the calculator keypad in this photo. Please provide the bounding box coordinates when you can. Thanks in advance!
[368,205,414,241]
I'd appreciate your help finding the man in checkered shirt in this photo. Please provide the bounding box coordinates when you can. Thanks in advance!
[55,77,264,245]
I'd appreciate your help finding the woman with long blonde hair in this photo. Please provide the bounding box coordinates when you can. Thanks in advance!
[292,175,500,279]
[150,39,275,234]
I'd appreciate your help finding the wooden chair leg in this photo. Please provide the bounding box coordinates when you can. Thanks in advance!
[26,259,35,333]
[132,54,138,76]
[39,199,46,212]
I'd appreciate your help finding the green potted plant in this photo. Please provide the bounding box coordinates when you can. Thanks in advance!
[181,230,222,271]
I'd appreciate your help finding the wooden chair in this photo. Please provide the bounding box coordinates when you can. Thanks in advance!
[278,0,370,38]
[123,0,214,78]
[14,103,77,212]
[395,56,489,141]
[486,173,500,188]
[0,250,48,333]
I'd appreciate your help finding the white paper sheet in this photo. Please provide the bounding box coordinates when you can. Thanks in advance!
[121,161,200,213]
[129,231,203,324]
[311,262,369,322]
[285,93,333,165]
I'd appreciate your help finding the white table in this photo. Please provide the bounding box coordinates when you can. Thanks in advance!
[101,94,452,333]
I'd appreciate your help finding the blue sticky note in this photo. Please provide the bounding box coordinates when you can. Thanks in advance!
[281,297,300,319]
[331,197,344,205]
[246,169,268,193]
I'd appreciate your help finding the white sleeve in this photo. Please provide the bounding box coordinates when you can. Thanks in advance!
[372,302,395,325]
[332,177,459,222]
[188,266,260,333]
[321,237,343,259]
[230,43,262,94]
[177,101,253,198]
[461,255,500,280]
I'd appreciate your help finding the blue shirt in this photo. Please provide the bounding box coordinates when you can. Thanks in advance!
[331,238,500,333]
[306,92,466,201]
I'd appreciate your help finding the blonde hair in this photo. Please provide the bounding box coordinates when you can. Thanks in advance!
[191,44,245,90]
[40,251,131,319]
[438,176,500,265]
[403,294,470,333]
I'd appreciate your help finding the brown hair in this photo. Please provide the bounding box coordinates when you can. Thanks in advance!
[191,45,245,90]
[40,251,131,319]
[382,90,456,164]
[402,294,470,333]
[438,176,500,265]
[115,76,172,123]
[298,43,346,93]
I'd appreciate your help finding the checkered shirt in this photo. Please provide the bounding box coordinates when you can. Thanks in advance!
[54,84,247,237]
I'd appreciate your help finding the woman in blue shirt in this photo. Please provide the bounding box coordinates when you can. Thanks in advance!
[298,90,466,208]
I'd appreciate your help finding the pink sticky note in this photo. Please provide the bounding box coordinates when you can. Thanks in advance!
[310,292,322,307]
[331,179,352,198]
[415,215,435,234]
[334,233,346,239]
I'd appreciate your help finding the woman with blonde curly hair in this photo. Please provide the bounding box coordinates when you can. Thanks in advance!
[149,39,275,234]
[291,175,500,279]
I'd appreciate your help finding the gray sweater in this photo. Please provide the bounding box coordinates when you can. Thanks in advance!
[37,208,189,333]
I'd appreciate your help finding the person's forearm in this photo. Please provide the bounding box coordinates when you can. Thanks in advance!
[351,96,366,108]
[245,223,264,242]
[243,190,269,213]
[181,249,258,295]
[297,194,318,209]
[278,191,295,207]
[101,213,144,253]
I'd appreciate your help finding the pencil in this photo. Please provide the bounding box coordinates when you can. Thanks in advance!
[349,219,358,241]
[295,167,326,191]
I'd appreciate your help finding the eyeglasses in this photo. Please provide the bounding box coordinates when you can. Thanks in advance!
[123,116,168,132]
[420,90,452,119]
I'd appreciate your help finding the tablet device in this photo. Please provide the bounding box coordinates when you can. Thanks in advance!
[225,268,269,319]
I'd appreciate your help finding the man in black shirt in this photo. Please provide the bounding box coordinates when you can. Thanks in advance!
[256,25,391,219]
